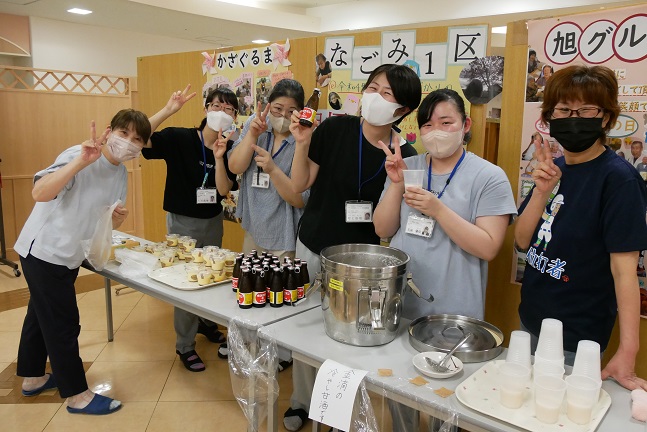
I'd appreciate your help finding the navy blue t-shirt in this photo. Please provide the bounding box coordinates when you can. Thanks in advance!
[518,148,647,352]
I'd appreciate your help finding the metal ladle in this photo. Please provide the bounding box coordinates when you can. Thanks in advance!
[425,332,473,373]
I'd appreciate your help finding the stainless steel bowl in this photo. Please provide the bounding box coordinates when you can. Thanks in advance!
[408,314,504,363]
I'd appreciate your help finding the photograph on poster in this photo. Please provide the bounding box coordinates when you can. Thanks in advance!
[315,53,332,87]
[458,56,503,105]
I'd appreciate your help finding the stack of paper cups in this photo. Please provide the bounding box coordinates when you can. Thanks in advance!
[506,330,532,369]
[535,318,564,368]
[572,340,602,383]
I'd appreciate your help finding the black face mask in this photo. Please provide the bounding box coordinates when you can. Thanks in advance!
[548,117,604,153]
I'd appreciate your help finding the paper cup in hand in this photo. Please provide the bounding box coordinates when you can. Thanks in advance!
[403,169,425,188]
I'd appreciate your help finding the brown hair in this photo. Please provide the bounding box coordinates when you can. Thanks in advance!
[540,65,619,133]
[110,109,151,142]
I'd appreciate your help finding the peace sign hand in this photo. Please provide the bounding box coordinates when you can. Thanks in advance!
[79,121,108,166]
[250,102,270,137]
[251,144,277,175]
[213,128,228,160]
[165,84,196,115]
[379,139,407,184]
[531,139,561,195]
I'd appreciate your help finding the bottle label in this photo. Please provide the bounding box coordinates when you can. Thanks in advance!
[297,286,304,299]
[254,291,267,305]
[299,107,316,123]
[238,291,253,306]
[304,282,310,291]
[269,291,283,304]
[284,289,298,303]
[232,277,239,289]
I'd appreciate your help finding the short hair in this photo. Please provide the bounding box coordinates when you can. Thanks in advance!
[206,87,239,111]
[540,65,620,133]
[268,79,305,110]
[362,64,422,124]
[111,109,151,142]
[631,141,643,148]
[316,53,326,62]
[529,49,536,57]
[542,64,554,74]
[417,88,467,128]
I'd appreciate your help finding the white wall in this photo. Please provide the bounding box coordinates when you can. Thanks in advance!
[29,16,215,76]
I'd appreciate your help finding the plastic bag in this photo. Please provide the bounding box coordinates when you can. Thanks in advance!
[81,200,121,271]
[114,248,160,278]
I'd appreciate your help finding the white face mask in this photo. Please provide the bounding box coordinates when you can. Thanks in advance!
[207,111,234,133]
[107,134,141,163]
[361,92,403,126]
[267,113,291,134]
[421,129,464,159]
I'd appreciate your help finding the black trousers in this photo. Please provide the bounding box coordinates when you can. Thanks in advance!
[17,253,88,398]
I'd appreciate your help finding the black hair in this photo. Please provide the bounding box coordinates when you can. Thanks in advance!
[417,89,471,144]
[529,49,537,57]
[199,87,239,130]
[269,79,305,110]
[362,64,422,124]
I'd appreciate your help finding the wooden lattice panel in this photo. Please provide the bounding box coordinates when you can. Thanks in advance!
[0,66,129,96]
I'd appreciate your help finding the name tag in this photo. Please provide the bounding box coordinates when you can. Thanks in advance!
[251,172,270,189]
[345,201,373,223]
[196,188,218,204]
[405,213,434,238]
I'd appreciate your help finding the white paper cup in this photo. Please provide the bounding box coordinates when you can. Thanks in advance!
[506,330,531,368]
[533,361,565,382]
[403,169,425,188]
[572,340,602,383]
[565,374,601,425]
[499,362,531,409]
[534,374,566,424]
[536,318,564,361]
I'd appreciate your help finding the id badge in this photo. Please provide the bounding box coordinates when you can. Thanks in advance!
[196,188,218,204]
[345,200,373,223]
[405,213,435,238]
[251,172,270,189]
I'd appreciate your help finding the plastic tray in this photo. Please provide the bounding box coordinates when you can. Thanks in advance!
[148,265,232,291]
[456,360,611,432]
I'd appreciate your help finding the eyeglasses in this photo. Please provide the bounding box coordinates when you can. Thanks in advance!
[551,107,603,119]
[207,103,236,116]
[270,104,296,119]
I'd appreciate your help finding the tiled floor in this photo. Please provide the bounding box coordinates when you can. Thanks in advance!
[0,265,396,431]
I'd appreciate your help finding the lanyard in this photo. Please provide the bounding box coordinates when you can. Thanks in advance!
[199,130,214,188]
[358,121,391,199]
[427,149,466,199]
[264,132,289,160]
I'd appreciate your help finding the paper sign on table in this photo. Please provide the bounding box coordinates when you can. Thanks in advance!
[309,359,368,430]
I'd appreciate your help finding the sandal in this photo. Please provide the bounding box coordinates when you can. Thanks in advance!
[278,359,293,372]
[197,322,227,344]
[283,407,309,432]
[176,350,206,372]
[217,342,229,359]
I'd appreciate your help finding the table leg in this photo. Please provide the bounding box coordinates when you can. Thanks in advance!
[104,277,114,342]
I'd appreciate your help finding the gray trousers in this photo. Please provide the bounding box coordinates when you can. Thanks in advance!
[167,212,223,353]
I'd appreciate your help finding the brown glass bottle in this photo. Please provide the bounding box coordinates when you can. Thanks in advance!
[300,261,310,292]
[299,88,320,127]
[284,266,298,305]
[232,254,243,293]
[294,265,304,301]
[238,268,253,309]
[253,270,267,308]
[269,267,283,307]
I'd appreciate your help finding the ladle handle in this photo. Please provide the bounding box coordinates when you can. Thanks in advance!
[297,272,322,306]
[440,332,473,367]
[407,273,434,303]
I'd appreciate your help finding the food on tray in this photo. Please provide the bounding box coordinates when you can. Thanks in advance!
[191,248,204,263]
[166,233,179,247]
[197,270,213,285]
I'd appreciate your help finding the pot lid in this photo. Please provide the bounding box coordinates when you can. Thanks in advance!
[409,314,500,353]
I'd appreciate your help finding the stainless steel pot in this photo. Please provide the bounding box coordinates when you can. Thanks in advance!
[408,314,504,362]
[315,244,410,346]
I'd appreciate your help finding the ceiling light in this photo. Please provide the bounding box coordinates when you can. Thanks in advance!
[491,26,507,34]
[252,39,269,44]
[67,8,92,15]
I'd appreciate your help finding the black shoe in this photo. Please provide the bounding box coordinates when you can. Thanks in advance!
[218,342,229,359]
[197,321,226,343]
[278,359,293,372]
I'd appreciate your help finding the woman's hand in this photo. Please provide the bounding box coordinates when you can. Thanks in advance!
[250,102,270,137]
[213,129,228,160]
[165,84,196,115]
[379,139,407,183]
[289,110,318,145]
[532,140,561,195]
[251,144,277,175]
[404,187,443,218]
[80,121,109,166]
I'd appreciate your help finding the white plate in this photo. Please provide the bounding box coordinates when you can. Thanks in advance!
[413,351,464,379]
[148,266,232,291]
[456,360,611,432]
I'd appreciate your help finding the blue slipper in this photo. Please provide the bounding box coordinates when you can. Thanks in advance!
[66,394,122,415]
[22,373,57,396]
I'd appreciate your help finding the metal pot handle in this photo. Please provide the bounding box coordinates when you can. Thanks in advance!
[297,272,322,307]
[407,273,434,303]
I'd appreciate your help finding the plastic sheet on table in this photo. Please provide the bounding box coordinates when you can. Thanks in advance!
[227,317,279,431]
[372,374,461,432]
[348,380,380,432]
[115,247,160,278]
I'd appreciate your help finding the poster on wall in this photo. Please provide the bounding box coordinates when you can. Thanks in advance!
[511,5,647,318]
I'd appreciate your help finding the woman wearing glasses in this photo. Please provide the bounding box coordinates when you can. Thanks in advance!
[143,85,239,372]
[515,65,647,391]
[228,79,308,261]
